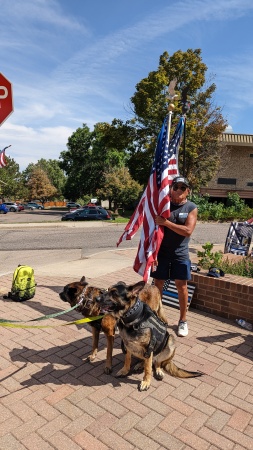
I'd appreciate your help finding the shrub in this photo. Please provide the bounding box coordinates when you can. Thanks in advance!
[197,242,223,269]
[221,256,253,277]
[197,242,253,278]
[190,193,253,222]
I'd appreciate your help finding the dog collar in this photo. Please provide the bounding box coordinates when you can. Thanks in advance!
[121,298,144,325]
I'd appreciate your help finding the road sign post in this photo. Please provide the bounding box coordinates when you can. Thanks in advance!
[0,73,14,126]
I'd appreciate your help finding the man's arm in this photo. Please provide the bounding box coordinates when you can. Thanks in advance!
[155,208,197,237]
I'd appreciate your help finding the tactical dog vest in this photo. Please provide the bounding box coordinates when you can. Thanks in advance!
[120,299,169,358]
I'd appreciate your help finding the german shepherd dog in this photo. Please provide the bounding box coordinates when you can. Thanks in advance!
[97,280,203,391]
[59,276,117,374]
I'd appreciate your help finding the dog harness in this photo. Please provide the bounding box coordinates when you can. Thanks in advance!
[120,298,169,358]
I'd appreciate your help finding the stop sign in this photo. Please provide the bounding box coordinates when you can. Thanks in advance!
[0,73,14,126]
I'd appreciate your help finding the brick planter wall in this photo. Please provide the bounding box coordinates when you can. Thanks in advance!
[190,271,253,322]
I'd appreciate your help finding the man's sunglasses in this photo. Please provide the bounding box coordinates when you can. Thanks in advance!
[172,184,188,192]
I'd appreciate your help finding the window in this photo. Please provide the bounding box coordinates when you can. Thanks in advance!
[247,182,253,186]
[217,178,236,185]
[79,210,89,216]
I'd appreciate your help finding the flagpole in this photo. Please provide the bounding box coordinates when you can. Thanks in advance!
[181,88,190,177]
[167,79,178,159]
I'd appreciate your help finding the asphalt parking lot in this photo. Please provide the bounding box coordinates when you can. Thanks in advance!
[0,208,65,223]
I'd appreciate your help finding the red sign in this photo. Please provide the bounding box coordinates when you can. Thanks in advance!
[0,73,14,126]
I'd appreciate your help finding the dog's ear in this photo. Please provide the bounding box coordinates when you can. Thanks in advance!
[128,281,146,296]
[80,276,86,284]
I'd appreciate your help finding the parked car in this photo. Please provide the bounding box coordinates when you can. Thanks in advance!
[0,204,8,214]
[66,202,81,210]
[21,203,37,210]
[61,206,114,221]
[2,202,23,212]
[26,202,44,210]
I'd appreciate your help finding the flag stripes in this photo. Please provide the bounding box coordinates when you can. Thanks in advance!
[0,145,11,168]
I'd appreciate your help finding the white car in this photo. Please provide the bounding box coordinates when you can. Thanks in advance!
[3,202,22,212]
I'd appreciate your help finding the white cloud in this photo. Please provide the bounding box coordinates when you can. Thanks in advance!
[224,124,233,133]
[0,122,73,169]
[0,0,88,32]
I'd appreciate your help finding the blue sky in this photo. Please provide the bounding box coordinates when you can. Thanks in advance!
[0,0,253,171]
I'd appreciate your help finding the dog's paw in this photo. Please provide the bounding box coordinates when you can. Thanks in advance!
[138,380,150,391]
[115,368,129,378]
[87,354,96,362]
[104,366,112,375]
[154,368,164,381]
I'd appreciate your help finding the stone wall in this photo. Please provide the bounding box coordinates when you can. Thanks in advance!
[190,271,253,322]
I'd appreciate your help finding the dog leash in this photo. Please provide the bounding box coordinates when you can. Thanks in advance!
[0,290,94,323]
[0,315,104,328]
[0,303,81,324]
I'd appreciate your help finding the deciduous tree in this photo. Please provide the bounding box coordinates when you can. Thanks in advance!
[27,167,57,203]
[0,157,26,201]
[59,123,127,200]
[96,167,143,213]
[22,159,66,198]
[127,49,227,190]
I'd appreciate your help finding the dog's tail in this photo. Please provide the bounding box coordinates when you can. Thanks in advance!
[162,360,203,378]
[161,349,203,378]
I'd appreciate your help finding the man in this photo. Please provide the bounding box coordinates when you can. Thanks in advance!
[150,175,197,337]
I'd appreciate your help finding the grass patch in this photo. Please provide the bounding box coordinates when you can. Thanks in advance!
[113,216,130,223]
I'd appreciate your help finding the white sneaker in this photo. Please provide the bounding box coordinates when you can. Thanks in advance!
[178,321,188,337]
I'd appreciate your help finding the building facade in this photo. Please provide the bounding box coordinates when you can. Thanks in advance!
[200,133,253,205]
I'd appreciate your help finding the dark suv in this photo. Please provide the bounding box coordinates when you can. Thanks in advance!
[62,206,113,221]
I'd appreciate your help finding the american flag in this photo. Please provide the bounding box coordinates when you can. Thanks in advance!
[117,116,185,281]
[0,146,10,168]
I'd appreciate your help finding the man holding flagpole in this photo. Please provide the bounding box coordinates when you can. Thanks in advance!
[150,176,197,337]
[117,114,197,336]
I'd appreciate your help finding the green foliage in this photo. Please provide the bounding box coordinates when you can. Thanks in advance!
[76,195,92,206]
[190,193,253,222]
[226,192,245,212]
[0,157,26,200]
[59,123,127,200]
[221,256,253,278]
[96,167,143,212]
[198,242,253,278]
[197,242,223,269]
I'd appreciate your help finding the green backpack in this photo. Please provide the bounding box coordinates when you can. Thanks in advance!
[8,265,36,301]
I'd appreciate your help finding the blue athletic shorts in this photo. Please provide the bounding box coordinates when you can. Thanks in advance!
[150,249,191,281]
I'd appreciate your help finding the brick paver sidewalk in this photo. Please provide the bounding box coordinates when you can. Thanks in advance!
[0,269,253,449]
